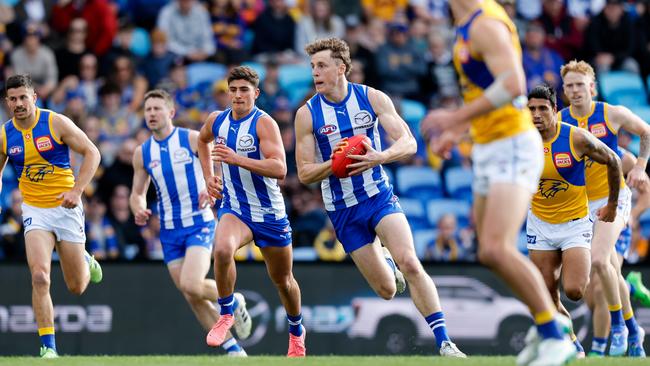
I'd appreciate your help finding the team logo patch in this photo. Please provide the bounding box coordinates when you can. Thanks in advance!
[553,153,572,168]
[237,134,256,153]
[173,148,192,164]
[318,124,338,135]
[36,136,53,152]
[590,123,608,138]
[456,40,470,63]
[23,217,32,226]
[148,159,161,169]
[201,227,211,234]
[353,111,374,129]
[8,146,23,155]
[543,147,549,154]
[526,235,536,244]
[25,164,54,182]
[538,179,569,199]
[215,136,226,145]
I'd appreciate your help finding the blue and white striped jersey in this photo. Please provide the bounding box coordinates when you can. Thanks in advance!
[307,83,390,211]
[142,127,214,230]
[212,107,287,223]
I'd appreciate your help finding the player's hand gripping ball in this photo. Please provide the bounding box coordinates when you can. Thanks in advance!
[331,135,370,178]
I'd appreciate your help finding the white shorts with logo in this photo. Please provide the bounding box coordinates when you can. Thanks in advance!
[588,185,632,225]
[526,211,592,251]
[472,129,544,196]
[22,203,86,244]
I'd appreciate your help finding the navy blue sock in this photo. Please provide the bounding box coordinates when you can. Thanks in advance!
[425,311,450,348]
[609,306,624,328]
[287,313,303,337]
[625,313,640,337]
[218,294,235,316]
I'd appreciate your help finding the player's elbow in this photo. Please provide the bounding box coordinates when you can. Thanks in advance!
[405,136,417,155]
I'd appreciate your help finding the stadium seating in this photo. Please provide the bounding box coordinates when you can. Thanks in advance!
[395,166,443,199]
[186,62,228,89]
[444,166,473,201]
[600,71,648,107]
[130,27,151,57]
[426,199,471,227]
[399,197,429,231]
[278,64,313,90]
[413,229,438,258]
[400,99,427,131]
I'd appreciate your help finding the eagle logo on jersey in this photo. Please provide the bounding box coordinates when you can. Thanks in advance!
[538,179,570,199]
[25,164,54,182]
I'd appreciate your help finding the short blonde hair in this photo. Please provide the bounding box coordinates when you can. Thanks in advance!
[560,60,596,81]
[305,38,352,76]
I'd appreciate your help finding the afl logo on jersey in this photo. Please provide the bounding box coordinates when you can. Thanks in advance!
[148,159,161,169]
[554,153,573,168]
[353,111,373,129]
[237,134,257,153]
[319,124,338,135]
[8,146,23,155]
[173,147,192,164]
[36,136,53,152]
[216,136,226,145]
[590,123,608,138]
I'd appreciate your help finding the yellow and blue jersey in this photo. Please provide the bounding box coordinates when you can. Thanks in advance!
[1,108,75,208]
[453,0,534,144]
[559,102,625,201]
[532,122,588,224]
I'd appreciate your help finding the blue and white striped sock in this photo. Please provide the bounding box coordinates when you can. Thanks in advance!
[222,337,242,353]
[287,313,303,337]
[425,311,450,348]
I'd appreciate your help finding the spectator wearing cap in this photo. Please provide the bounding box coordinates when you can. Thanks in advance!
[9,22,58,100]
[138,29,177,88]
[586,0,640,74]
[522,21,564,106]
[157,0,215,62]
[295,0,345,56]
[55,17,88,81]
[375,22,426,100]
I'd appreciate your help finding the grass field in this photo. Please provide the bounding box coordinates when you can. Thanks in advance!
[0,356,648,366]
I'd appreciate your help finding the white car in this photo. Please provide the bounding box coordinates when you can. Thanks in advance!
[348,276,534,354]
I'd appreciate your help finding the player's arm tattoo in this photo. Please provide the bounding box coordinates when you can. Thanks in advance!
[580,131,621,204]
[639,132,650,162]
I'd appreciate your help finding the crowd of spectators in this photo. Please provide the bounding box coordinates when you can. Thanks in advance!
[1,0,650,264]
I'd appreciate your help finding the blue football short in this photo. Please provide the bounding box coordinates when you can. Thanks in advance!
[160,220,216,264]
[327,187,403,253]
[219,208,292,247]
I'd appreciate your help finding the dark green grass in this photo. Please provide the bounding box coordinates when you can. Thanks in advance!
[0,355,647,366]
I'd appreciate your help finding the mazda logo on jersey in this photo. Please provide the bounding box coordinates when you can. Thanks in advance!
[353,111,373,129]
[319,124,338,135]
[173,148,192,164]
[237,134,257,153]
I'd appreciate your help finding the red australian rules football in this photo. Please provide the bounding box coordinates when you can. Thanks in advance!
[331,135,370,178]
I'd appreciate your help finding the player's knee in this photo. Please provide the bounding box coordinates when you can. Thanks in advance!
[213,244,235,264]
[31,269,51,289]
[179,280,202,300]
[66,281,88,296]
[565,285,586,302]
[397,255,422,278]
[477,244,501,268]
[269,272,293,293]
[591,257,609,274]
[376,282,396,300]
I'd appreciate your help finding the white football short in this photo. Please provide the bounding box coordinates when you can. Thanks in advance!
[472,129,544,196]
[526,211,592,251]
[588,185,632,225]
[22,203,86,244]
